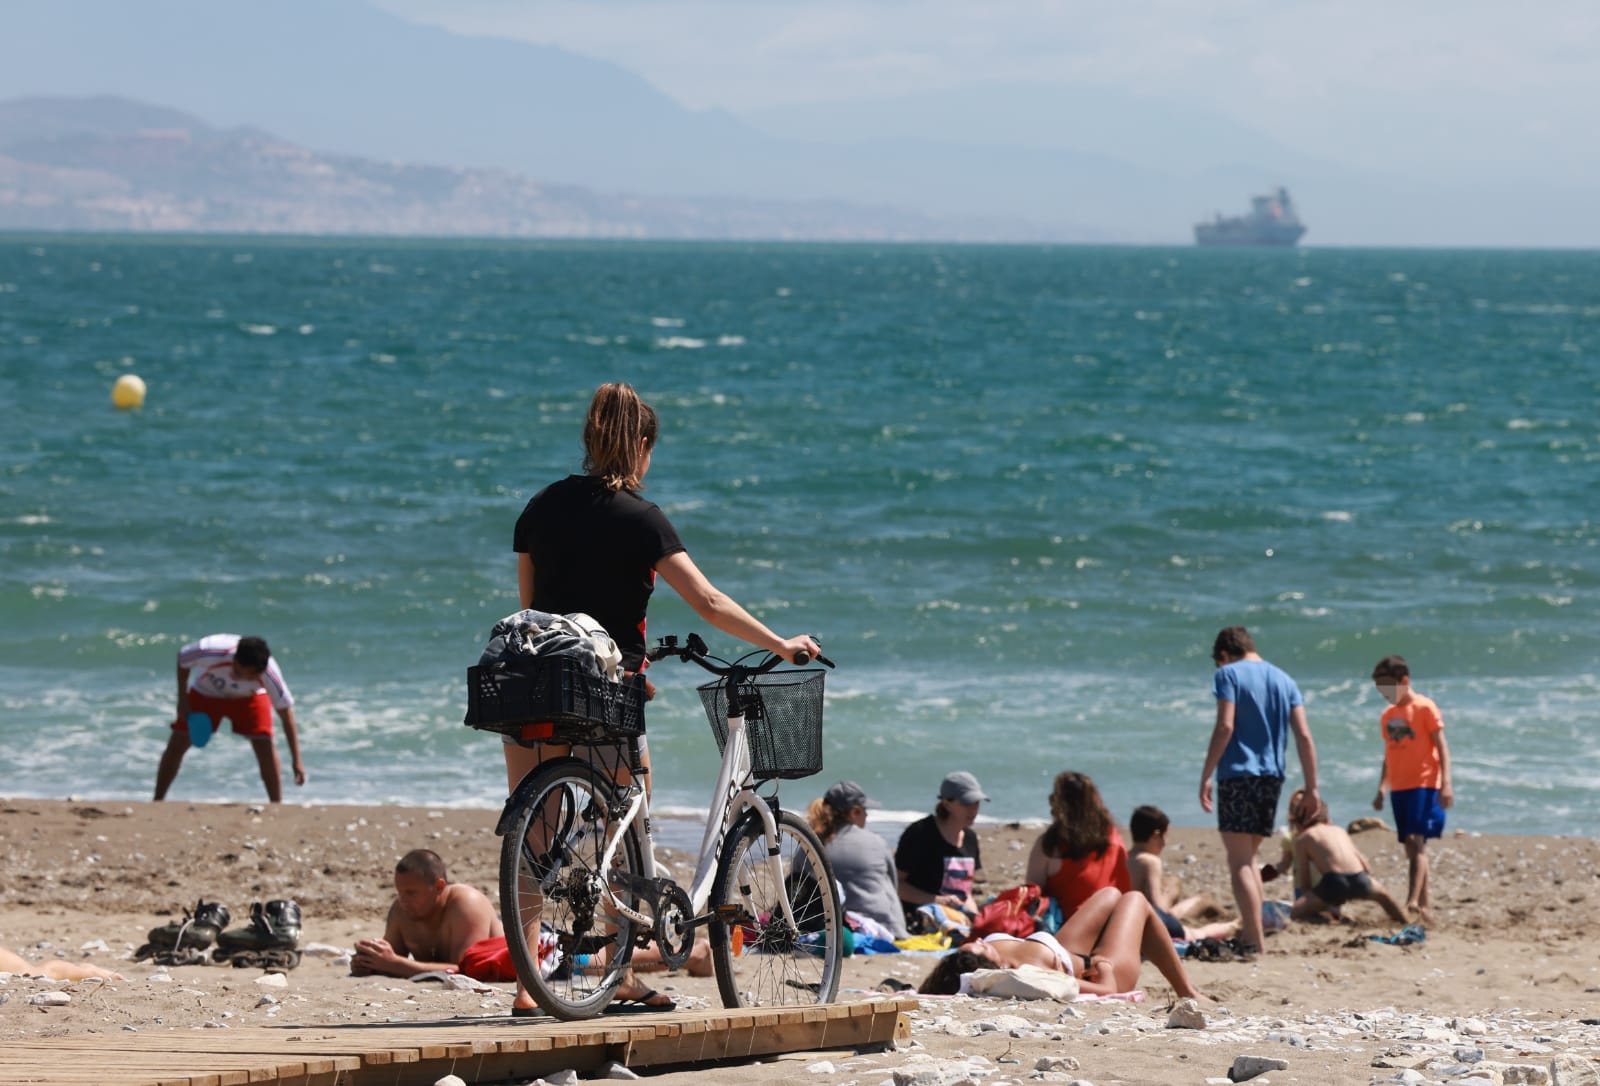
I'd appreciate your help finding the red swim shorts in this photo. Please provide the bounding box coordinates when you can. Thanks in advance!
[457,936,517,983]
[175,691,274,738]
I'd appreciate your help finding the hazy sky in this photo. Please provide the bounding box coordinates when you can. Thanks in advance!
[372,0,1600,182]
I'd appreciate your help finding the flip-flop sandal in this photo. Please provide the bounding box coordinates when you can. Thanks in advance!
[608,988,675,1013]
[187,711,214,748]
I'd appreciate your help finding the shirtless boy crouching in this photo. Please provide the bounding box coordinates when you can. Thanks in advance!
[351,849,513,982]
[1287,790,1408,925]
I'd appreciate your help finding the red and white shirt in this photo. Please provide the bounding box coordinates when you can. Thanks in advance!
[179,634,293,710]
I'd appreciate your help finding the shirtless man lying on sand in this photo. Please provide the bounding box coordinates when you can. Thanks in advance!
[352,848,707,1004]
[351,848,515,982]
[1288,790,1409,925]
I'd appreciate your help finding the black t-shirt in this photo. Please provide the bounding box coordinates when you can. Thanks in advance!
[513,475,686,670]
[894,814,982,911]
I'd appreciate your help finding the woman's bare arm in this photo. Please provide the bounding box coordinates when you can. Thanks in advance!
[655,551,817,662]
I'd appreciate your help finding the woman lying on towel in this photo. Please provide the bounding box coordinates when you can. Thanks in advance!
[917,886,1204,999]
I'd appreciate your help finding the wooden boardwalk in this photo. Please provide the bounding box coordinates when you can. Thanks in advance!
[0,998,917,1086]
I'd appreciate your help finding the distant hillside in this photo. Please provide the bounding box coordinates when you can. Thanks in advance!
[0,0,1137,240]
[0,96,1074,241]
[4,0,1593,244]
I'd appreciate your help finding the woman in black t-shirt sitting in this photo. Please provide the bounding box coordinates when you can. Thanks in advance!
[895,771,988,928]
[508,382,819,1010]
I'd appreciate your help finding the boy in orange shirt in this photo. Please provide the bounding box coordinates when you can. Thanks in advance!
[1370,655,1454,922]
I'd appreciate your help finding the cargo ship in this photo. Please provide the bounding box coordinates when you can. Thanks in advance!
[1194,187,1305,247]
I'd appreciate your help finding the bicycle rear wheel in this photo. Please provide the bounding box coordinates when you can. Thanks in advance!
[708,808,843,1007]
[499,759,643,1020]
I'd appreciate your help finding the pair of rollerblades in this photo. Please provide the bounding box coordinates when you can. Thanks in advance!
[135,899,303,970]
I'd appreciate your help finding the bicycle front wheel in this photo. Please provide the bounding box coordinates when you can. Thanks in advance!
[708,808,843,1008]
[499,759,643,1020]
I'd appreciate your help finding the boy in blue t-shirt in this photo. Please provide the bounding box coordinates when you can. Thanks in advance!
[1199,626,1321,955]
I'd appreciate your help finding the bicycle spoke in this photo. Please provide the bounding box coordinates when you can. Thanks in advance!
[709,810,842,1007]
[500,762,641,1020]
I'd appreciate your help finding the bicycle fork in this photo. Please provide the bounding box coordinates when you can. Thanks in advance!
[687,714,801,933]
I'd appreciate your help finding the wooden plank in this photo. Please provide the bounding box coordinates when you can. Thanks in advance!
[2,1055,277,1078]
[0,1065,247,1086]
[4,1041,358,1076]
[0,1072,199,1086]
[0,999,920,1086]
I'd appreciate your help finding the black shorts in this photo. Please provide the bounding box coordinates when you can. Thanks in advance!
[1216,775,1283,837]
[1312,871,1373,906]
[1154,906,1185,941]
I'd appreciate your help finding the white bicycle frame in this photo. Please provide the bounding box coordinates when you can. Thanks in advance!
[594,706,799,930]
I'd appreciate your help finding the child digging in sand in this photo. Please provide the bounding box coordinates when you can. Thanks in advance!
[1287,789,1408,925]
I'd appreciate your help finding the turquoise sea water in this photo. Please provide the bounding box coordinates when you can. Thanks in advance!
[2,235,1596,837]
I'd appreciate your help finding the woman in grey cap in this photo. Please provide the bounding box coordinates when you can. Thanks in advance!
[894,771,988,928]
[807,781,908,940]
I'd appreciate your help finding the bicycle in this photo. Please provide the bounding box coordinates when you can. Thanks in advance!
[466,633,842,1020]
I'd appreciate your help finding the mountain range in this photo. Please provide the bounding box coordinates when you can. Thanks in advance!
[0,0,1594,246]
[0,96,1060,241]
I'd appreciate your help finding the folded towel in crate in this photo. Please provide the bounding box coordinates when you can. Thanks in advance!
[479,609,622,681]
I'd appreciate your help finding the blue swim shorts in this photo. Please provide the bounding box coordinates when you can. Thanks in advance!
[1216,774,1283,837]
[1390,787,1445,842]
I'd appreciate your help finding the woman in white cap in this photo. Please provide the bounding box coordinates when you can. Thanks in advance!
[807,781,908,940]
[894,771,988,928]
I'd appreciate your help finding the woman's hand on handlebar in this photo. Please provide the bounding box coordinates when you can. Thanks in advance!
[778,635,822,666]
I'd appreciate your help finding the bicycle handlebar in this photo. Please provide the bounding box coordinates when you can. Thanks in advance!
[648,633,835,672]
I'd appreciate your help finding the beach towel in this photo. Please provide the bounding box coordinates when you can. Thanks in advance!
[479,609,622,681]
[913,902,972,939]
[893,932,952,952]
[958,964,1079,1001]
[1369,924,1426,946]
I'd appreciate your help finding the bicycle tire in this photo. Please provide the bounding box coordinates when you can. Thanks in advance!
[708,808,843,1008]
[499,758,644,1020]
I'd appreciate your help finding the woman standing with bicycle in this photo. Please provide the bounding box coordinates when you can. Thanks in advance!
[509,382,819,1012]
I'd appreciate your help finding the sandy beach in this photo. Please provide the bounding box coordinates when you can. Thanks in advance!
[2,797,1598,1085]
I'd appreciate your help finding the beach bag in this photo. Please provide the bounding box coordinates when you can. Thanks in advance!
[968,883,1044,941]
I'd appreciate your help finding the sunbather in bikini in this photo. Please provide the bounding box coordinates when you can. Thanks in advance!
[918,886,1204,999]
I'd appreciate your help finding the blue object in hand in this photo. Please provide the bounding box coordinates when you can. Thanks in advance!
[187,711,214,748]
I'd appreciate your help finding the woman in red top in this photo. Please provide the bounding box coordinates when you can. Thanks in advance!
[1025,771,1132,918]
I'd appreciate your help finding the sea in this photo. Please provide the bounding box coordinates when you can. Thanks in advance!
[2,235,1596,841]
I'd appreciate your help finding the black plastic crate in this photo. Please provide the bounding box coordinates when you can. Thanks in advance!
[699,669,825,780]
[465,657,646,740]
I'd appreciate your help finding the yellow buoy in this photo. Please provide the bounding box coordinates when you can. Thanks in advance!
[112,373,147,410]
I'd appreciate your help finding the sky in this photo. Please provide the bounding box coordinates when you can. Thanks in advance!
[371,0,1600,185]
